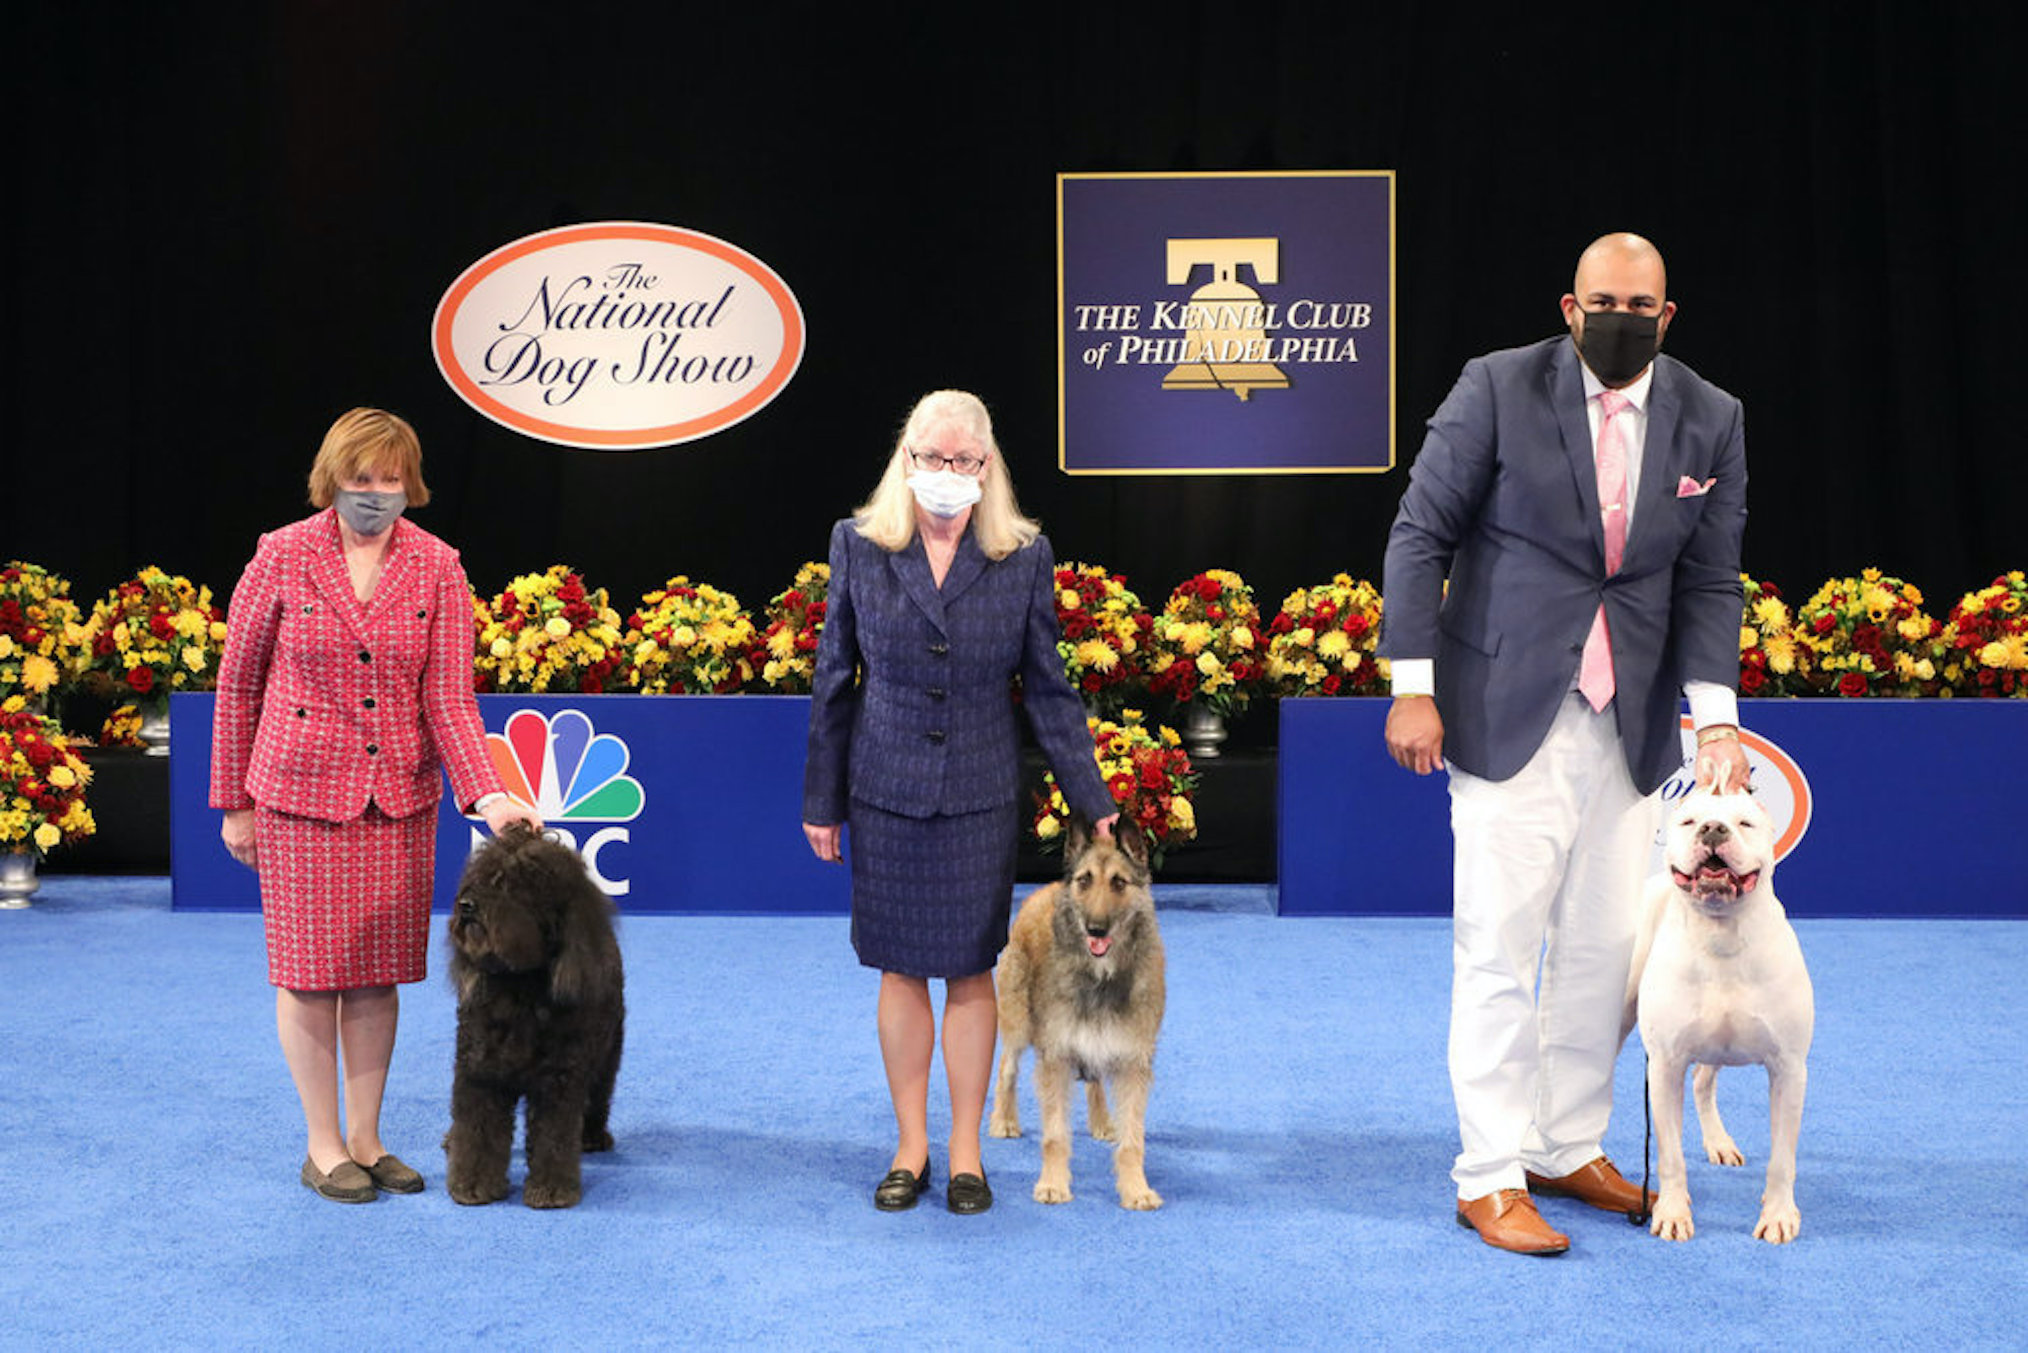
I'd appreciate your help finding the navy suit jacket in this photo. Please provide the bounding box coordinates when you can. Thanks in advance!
[802,519,1113,826]
[1379,336,1747,795]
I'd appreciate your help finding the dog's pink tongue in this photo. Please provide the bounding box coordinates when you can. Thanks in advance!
[1087,936,1112,958]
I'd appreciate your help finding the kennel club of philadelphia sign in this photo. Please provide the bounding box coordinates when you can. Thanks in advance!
[433,222,806,449]
[1058,171,1394,475]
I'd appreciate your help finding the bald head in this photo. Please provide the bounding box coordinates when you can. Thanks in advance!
[1560,232,1676,386]
[1573,232,1668,300]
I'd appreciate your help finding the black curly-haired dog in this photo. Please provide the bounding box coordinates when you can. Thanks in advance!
[444,823,625,1209]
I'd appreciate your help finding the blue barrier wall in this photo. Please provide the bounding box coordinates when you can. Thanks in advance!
[1278,698,2028,919]
[170,694,851,915]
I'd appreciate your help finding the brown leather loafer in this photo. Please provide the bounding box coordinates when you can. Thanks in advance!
[363,1153,425,1194]
[1456,1189,1569,1255]
[1525,1156,1655,1216]
[300,1156,376,1204]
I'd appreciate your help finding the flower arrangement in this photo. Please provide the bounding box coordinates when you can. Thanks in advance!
[0,697,96,856]
[624,577,763,694]
[1737,573,1809,697]
[1264,573,1389,697]
[1145,570,1266,716]
[1031,708,1198,868]
[79,566,228,706]
[1941,571,2028,697]
[1793,568,1946,697]
[757,562,830,693]
[0,562,88,702]
[475,566,627,694]
[1052,562,1154,714]
[98,704,147,748]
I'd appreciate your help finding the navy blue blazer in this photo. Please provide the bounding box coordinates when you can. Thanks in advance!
[802,519,1114,826]
[1379,336,1747,795]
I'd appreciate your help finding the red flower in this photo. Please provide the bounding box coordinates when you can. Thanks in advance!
[1814,614,1836,635]
[127,666,156,693]
[1321,673,1342,695]
[1836,672,1868,697]
[1740,666,1767,694]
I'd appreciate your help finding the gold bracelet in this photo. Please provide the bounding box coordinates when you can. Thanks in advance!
[1695,726,1740,747]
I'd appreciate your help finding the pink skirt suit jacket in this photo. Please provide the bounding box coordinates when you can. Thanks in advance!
[210,508,504,989]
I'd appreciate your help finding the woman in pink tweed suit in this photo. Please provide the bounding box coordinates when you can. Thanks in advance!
[211,407,540,1203]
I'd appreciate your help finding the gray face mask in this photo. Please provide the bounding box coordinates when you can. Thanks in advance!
[334,488,407,537]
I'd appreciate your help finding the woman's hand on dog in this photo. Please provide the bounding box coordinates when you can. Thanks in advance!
[221,809,258,869]
[1093,812,1120,839]
[803,822,843,863]
[481,797,545,836]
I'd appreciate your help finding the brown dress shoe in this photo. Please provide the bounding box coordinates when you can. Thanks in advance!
[1525,1156,1655,1216]
[1456,1189,1569,1255]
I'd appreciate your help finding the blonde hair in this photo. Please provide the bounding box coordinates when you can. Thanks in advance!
[306,407,431,508]
[851,390,1039,559]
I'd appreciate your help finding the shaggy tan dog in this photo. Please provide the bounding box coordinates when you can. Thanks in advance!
[989,818,1165,1210]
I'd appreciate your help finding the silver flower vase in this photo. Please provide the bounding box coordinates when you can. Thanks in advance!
[1181,701,1228,760]
[137,701,172,756]
[0,850,39,907]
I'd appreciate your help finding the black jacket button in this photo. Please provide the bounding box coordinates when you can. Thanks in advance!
[358,650,372,663]
[362,696,376,710]
[366,743,379,755]
[929,642,949,656]
[926,730,946,744]
[928,687,946,700]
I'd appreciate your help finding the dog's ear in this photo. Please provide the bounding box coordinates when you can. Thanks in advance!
[1113,816,1151,870]
[548,863,615,1008]
[1065,815,1095,860]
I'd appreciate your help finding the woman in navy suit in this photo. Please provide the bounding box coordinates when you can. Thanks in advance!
[803,390,1117,1214]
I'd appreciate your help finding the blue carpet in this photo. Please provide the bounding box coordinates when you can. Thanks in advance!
[2,878,2024,1350]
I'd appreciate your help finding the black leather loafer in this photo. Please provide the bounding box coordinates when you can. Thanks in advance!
[874,1159,931,1211]
[947,1170,993,1214]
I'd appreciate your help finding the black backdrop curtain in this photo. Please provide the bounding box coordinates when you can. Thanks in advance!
[6,3,2022,629]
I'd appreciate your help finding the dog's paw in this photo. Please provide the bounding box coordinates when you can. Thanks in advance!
[1118,1184,1163,1211]
[987,1115,1022,1139]
[582,1129,615,1153]
[1649,1196,1695,1241]
[1704,1136,1745,1167]
[1033,1177,1074,1205]
[448,1177,510,1206]
[1754,1200,1801,1244]
[522,1180,583,1209]
[1089,1118,1117,1143]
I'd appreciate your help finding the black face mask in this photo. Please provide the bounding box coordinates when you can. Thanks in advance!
[1573,309,1661,386]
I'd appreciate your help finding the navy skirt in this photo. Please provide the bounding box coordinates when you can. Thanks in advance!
[848,797,1021,979]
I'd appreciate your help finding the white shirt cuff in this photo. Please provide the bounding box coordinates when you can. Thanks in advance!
[1684,680,1739,732]
[1390,658,1435,697]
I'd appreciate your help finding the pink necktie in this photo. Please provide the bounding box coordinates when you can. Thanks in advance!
[1577,389,1630,712]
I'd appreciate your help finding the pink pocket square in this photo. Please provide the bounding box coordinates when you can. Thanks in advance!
[1677,475,1716,498]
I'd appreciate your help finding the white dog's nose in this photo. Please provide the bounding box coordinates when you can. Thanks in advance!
[1697,821,1732,847]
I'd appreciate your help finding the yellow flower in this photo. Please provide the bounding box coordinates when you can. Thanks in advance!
[490,636,513,659]
[0,635,13,659]
[1059,589,1081,611]
[1291,626,1315,648]
[1896,616,1930,642]
[1196,651,1223,677]
[182,645,208,672]
[34,822,61,851]
[1766,635,1797,674]
[1317,630,1351,660]
[1167,798,1195,833]
[544,617,572,640]
[1752,597,1788,629]
[1073,640,1119,673]
[1231,628,1253,650]
[47,765,76,789]
[1036,814,1061,840]
[20,653,59,694]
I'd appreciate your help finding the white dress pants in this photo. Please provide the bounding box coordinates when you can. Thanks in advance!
[1446,692,1659,1200]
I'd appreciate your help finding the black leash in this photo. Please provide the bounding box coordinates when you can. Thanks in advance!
[1626,1051,1653,1228]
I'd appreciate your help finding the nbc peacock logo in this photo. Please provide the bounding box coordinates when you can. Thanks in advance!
[467,709,644,897]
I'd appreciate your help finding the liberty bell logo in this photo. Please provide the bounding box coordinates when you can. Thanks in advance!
[1161,238,1289,401]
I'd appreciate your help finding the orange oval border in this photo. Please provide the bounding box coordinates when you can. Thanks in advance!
[432,222,804,449]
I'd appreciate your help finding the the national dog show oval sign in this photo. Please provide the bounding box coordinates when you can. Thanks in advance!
[432,222,804,450]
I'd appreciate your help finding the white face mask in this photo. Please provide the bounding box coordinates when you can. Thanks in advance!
[906,468,983,519]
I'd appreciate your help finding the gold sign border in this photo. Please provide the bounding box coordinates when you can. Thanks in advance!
[1056,169,1396,477]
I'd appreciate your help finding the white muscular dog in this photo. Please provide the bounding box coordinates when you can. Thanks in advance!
[1624,786,1814,1243]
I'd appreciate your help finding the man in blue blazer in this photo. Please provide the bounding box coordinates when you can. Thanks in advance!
[1379,234,1750,1255]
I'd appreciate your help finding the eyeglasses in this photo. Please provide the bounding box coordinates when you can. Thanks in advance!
[909,448,986,474]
